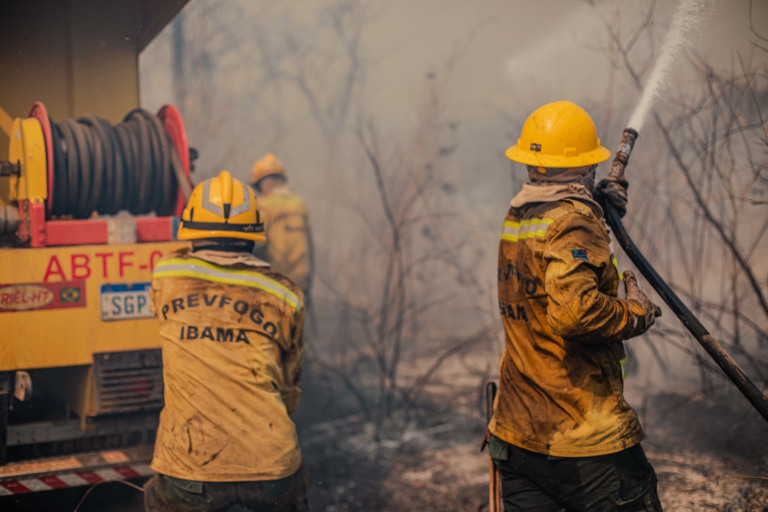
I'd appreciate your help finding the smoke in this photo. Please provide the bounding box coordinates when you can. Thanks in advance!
[627,0,718,132]
[502,4,604,105]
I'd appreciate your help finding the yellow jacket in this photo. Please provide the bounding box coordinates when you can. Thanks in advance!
[254,186,312,296]
[490,183,648,457]
[149,248,304,481]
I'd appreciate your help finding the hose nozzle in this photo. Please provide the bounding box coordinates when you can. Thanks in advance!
[607,128,639,179]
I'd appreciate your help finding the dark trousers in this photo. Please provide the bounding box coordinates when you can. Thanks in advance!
[489,435,663,512]
[143,464,308,512]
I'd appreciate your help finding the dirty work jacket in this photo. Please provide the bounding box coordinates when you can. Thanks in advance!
[254,185,313,297]
[149,248,304,482]
[490,183,649,457]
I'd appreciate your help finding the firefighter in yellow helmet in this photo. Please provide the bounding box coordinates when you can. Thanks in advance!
[488,101,663,511]
[250,154,313,305]
[144,171,307,512]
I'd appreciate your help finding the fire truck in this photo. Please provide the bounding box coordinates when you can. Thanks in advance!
[0,0,192,497]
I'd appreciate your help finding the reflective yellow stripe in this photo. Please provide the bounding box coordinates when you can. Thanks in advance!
[620,357,629,380]
[500,217,554,242]
[611,255,623,280]
[609,239,623,280]
[153,258,301,310]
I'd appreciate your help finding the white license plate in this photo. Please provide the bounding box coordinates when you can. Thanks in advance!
[100,283,154,321]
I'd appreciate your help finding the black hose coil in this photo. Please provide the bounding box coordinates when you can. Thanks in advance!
[48,109,182,218]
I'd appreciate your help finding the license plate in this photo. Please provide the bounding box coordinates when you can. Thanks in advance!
[100,283,154,321]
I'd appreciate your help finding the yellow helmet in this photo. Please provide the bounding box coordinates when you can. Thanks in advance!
[178,170,266,242]
[250,153,286,185]
[505,101,611,168]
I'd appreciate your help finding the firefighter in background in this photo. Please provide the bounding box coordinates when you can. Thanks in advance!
[144,171,307,512]
[250,153,313,305]
[489,101,664,511]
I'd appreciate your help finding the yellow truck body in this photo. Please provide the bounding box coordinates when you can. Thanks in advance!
[1,242,184,371]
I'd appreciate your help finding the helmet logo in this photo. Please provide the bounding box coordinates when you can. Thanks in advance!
[530,143,542,152]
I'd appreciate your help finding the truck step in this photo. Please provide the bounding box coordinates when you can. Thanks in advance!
[0,445,153,495]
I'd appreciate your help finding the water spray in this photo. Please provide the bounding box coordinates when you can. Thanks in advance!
[599,130,768,423]
[596,0,768,423]
[627,0,717,131]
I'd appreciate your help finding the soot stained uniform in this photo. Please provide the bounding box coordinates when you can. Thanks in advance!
[149,247,304,482]
[490,183,649,457]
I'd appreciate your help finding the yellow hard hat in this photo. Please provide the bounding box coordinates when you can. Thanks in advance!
[505,101,611,168]
[250,153,286,185]
[178,170,266,242]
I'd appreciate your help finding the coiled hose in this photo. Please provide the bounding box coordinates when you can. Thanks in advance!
[49,109,183,218]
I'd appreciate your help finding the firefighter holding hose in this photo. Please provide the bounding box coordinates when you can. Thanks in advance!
[489,101,663,511]
[144,171,307,512]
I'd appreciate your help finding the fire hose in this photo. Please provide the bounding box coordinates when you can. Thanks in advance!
[599,129,768,424]
[48,109,189,218]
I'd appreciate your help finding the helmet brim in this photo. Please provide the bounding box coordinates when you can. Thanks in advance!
[177,225,266,243]
[505,144,611,168]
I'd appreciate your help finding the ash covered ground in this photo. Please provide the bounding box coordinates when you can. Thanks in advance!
[296,346,768,512]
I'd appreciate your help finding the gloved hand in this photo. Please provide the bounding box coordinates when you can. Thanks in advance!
[623,270,662,336]
[594,175,629,217]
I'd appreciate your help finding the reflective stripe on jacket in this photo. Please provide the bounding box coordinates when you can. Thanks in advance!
[490,183,647,457]
[149,248,304,482]
[254,190,312,295]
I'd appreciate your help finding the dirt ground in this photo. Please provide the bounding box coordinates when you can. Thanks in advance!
[296,348,768,512]
[6,346,764,511]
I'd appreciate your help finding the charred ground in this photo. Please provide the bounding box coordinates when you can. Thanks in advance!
[296,347,768,512]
